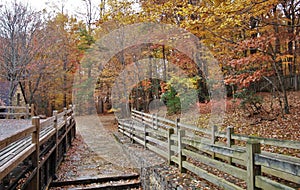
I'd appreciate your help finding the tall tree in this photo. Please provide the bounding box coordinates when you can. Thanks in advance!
[0,1,43,105]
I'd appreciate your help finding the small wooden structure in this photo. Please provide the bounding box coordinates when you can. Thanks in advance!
[0,105,76,190]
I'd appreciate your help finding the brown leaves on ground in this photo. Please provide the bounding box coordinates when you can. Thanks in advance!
[223,91,300,141]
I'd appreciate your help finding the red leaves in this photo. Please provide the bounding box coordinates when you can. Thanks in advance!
[225,69,272,87]
[235,36,274,52]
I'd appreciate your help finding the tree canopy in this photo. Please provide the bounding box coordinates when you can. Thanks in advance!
[0,0,299,117]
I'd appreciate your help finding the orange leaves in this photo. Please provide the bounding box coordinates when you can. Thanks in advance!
[140,80,152,91]
[160,81,168,93]
[228,53,272,69]
[235,36,273,52]
[225,69,272,88]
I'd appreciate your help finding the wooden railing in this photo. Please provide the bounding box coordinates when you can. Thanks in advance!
[118,110,300,190]
[0,105,76,190]
[0,104,35,119]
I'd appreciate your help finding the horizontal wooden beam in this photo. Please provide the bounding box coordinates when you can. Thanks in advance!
[183,161,244,190]
[255,176,296,190]
[182,149,247,181]
[182,138,246,160]
[255,154,300,176]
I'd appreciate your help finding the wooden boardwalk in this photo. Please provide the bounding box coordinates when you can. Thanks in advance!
[0,107,76,190]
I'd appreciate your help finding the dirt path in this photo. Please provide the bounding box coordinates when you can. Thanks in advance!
[75,114,136,169]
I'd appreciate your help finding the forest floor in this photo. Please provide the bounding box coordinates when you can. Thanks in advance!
[222,91,300,142]
[175,91,300,157]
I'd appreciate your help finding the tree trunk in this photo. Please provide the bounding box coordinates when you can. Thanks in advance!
[273,6,289,114]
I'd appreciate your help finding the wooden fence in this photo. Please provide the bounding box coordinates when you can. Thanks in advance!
[0,104,35,119]
[0,106,76,190]
[118,110,300,190]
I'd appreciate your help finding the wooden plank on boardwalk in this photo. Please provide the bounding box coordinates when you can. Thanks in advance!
[0,137,30,159]
[0,139,31,166]
[0,144,35,180]
[39,127,56,145]
[0,125,35,149]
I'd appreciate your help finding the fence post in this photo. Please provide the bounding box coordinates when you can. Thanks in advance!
[211,125,217,159]
[178,129,186,173]
[175,118,180,134]
[151,114,154,129]
[31,117,40,190]
[246,140,261,190]
[67,104,73,124]
[6,107,9,119]
[31,104,35,117]
[226,126,234,164]
[71,105,76,139]
[64,107,68,125]
[155,113,158,129]
[25,104,29,119]
[63,107,69,150]
[130,120,135,144]
[168,128,174,165]
[53,110,59,169]
[143,122,148,149]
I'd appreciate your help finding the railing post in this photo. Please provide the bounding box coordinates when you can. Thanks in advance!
[53,110,59,169]
[31,104,35,117]
[31,117,40,190]
[67,104,73,124]
[178,129,186,173]
[63,107,68,150]
[6,107,9,119]
[226,126,234,164]
[70,104,76,140]
[211,125,217,159]
[25,104,29,119]
[168,128,174,165]
[246,140,261,190]
[63,107,68,125]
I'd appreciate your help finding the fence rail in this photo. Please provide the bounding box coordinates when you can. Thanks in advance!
[119,110,300,190]
[0,104,34,119]
[0,105,76,190]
